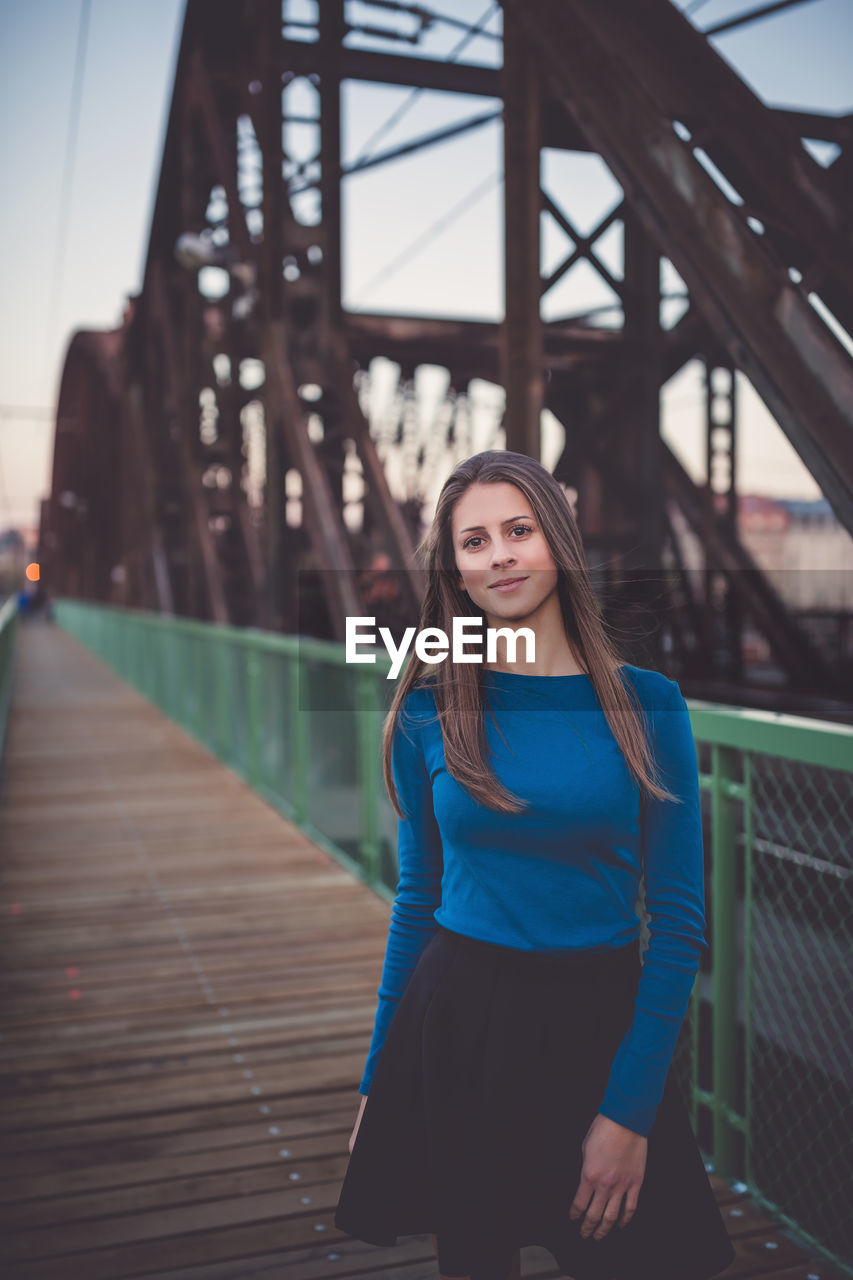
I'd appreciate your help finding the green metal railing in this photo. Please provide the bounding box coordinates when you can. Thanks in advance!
[0,596,18,793]
[53,599,853,1274]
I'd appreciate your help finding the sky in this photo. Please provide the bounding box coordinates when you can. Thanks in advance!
[1,0,852,535]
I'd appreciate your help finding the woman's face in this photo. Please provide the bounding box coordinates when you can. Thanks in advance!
[451,481,559,624]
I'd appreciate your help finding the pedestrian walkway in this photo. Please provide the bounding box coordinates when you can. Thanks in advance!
[0,625,842,1279]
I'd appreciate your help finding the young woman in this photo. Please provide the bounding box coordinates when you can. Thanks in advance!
[334,450,736,1280]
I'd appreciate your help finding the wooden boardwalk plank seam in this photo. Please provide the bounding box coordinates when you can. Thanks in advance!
[0,626,841,1280]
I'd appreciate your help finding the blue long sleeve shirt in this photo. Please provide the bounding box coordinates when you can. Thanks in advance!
[358,664,708,1137]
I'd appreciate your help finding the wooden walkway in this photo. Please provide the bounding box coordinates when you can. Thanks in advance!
[0,624,842,1279]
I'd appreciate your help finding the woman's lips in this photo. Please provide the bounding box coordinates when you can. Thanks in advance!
[490,577,528,593]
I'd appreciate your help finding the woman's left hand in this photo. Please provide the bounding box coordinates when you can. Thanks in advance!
[568,1112,648,1241]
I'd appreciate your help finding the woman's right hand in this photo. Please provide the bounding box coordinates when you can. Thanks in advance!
[349,1093,369,1155]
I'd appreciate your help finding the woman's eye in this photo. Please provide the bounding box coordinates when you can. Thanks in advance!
[462,524,532,550]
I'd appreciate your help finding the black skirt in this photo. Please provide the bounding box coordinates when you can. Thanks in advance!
[335,923,736,1280]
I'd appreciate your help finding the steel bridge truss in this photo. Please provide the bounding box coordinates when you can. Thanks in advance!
[41,0,853,707]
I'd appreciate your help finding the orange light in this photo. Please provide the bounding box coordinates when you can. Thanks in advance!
[25,563,40,582]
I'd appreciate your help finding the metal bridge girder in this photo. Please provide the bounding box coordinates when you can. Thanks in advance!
[42,0,853,708]
[507,0,853,540]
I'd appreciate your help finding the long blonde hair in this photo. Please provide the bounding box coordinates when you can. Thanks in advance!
[382,450,679,818]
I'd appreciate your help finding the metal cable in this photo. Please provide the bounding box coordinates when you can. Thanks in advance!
[43,0,91,374]
[349,168,501,307]
[351,1,500,168]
